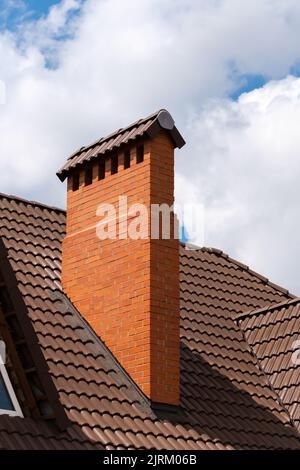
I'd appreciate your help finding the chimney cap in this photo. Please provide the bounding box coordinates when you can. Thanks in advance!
[157,110,175,130]
[57,108,185,182]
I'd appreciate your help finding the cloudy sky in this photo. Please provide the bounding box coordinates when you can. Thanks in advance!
[1,0,300,294]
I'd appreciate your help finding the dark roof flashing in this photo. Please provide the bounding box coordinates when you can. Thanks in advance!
[0,192,65,214]
[56,109,185,182]
[53,290,153,416]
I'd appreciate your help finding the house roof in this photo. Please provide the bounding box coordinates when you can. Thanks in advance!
[0,193,299,449]
[56,109,186,182]
[237,298,300,430]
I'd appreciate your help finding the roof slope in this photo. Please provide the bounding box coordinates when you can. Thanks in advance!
[0,193,299,449]
[57,109,185,181]
[237,298,300,431]
[0,415,96,450]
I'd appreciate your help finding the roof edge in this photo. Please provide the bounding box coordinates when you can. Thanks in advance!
[181,242,295,298]
[0,238,70,429]
[54,291,153,416]
[236,296,300,322]
[67,108,167,161]
[0,192,66,214]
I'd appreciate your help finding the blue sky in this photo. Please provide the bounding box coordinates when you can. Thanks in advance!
[230,73,267,100]
[24,0,60,15]
[27,0,59,10]
[0,0,62,30]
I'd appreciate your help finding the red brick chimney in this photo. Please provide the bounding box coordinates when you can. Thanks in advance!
[57,110,185,406]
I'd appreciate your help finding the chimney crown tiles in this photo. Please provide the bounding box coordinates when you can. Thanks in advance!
[56,109,185,182]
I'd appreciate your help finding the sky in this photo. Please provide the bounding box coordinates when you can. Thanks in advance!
[1,0,300,293]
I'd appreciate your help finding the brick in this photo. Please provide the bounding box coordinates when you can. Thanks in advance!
[61,131,180,406]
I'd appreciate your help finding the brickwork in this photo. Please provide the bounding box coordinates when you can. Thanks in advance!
[62,130,180,405]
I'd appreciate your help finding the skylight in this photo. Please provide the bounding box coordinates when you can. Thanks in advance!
[0,363,23,417]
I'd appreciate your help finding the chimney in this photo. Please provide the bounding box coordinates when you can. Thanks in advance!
[57,110,185,406]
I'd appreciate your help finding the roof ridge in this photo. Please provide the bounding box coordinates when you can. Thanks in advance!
[0,192,65,214]
[181,242,294,298]
[236,296,300,322]
[57,108,185,181]
[67,109,165,160]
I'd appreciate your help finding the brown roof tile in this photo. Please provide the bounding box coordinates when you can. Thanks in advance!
[57,109,185,181]
[0,193,299,449]
[238,298,300,431]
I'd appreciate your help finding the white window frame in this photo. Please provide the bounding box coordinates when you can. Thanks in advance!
[0,363,23,417]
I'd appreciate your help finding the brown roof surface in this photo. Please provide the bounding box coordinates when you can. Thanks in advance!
[238,298,300,431]
[0,193,299,449]
[0,415,97,450]
[57,109,185,181]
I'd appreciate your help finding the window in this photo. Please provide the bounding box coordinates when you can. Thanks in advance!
[72,172,80,191]
[124,149,131,169]
[111,154,118,175]
[0,363,23,417]
[85,165,93,186]
[136,144,144,163]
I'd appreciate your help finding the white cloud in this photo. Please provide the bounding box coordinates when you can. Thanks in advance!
[177,76,300,294]
[19,0,82,56]
[0,1,26,25]
[1,1,300,291]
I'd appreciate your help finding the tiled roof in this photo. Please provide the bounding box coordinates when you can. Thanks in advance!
[0,193,299,449]
[0,415,96,450]
[237,298,300,431]
[57,109,185,181]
